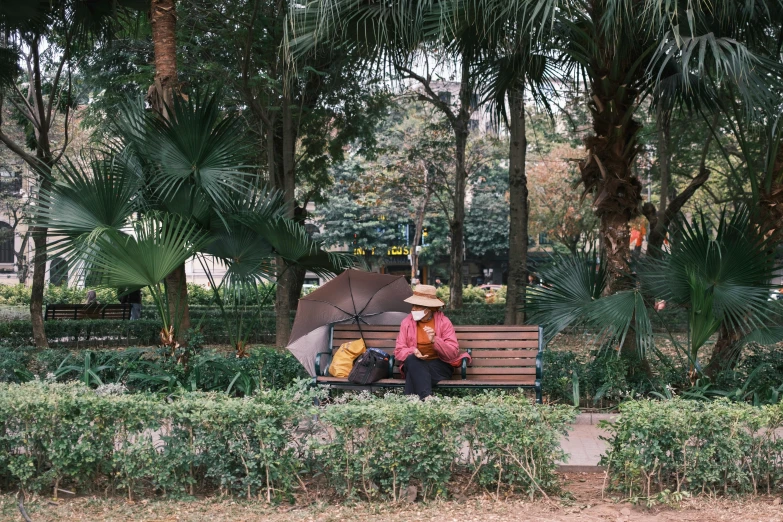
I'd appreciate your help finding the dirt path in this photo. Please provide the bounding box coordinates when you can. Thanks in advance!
[3,473,783,522]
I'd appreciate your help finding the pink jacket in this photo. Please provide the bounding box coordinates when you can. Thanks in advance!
[394,312,472,369]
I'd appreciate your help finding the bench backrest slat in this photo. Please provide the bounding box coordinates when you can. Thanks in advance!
[45,304,133,321]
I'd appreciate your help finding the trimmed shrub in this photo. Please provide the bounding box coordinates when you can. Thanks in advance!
[0,381,313,500]
[0,306,504,349]
[435,285,505,305]
[0,317,280,348]
[601,398,783,498]
[0,383,573,501]
[316,393,574,500]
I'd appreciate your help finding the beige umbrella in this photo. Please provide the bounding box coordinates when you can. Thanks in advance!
[287,269,413,376]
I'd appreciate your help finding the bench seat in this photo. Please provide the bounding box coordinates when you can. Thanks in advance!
[314,324,544,403]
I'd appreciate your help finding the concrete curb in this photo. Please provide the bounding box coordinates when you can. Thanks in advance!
[557,465,605,473]
[573,412,618,425]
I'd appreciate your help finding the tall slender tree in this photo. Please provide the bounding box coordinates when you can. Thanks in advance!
[0,0,139,346]
[288,0,489,308]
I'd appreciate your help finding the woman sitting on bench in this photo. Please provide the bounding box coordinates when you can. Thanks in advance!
[395,285,471,400]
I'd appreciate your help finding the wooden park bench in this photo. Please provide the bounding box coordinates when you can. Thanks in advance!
[44,303,133,321]
[314,324,544,403]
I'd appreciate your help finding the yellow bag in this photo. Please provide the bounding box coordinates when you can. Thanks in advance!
[328,338,366,377]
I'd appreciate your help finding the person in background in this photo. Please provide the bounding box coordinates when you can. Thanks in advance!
[434,278,443,288]
[394,285,471,400]
[85,289,98,304]
[128,289,142,320]
[119,288,143,320]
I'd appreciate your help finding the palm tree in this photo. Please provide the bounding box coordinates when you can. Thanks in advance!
[36,93,351,355]
[536,0,783,294]
[643,207,779,378]
[529,206,779,381]
[474,18,560,325]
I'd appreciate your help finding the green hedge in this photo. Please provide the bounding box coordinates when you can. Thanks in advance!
[0,317,280,348]
[0,382,311,500]
[601,398,783,498]
[0,306,504,348]
[0,382,573,501]
[0,283,229,307]
[318,393,574,500]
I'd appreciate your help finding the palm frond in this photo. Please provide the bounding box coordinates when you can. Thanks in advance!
[34,155,141,262]
[640,206,776,359]
[88,213,211,290]
[113,92,258,213]
[528,253,607,343]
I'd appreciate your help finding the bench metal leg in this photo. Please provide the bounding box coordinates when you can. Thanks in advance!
[535,380,542,404]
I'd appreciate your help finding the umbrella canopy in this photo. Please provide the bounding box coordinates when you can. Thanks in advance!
[287,269,413,376]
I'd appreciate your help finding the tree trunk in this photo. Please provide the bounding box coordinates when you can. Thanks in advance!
[447,58,473,310]
[16,230,30,284]
[149,0,178,112]
[599,212,632,296]
[164,263,190,336]
[275,93,296,347]
[149,0,190,343]
[28,39,52,348]
[705,323,743,379]
[411,182,432,283]
[505,84,528,325]
[29,228,48,347]
[644,114,714,254]
[449,126,468,309]
[657,110,671,233]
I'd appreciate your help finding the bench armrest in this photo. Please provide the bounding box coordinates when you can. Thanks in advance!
[535,350,543,381]
[315,351,333,377]
[388,355,395,377]
[461,349,472,379]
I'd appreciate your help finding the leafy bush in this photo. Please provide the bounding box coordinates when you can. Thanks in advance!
[0,316,281,348]
[602,398,783,497]
[0,319,161,348]
[0,383,573,501]
[0,381,314,499]
[542,350,688,406]
[317,393,574,500]
[0,284,32,306]
[0,346,32,383]
[713,344,783,403]
[0,283,228,307]
[0,347,307,394]
[445,304,505,325]
[0,306,505,349]
[435,285,505,305]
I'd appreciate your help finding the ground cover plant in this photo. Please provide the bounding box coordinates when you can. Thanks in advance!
[0,346,306,394]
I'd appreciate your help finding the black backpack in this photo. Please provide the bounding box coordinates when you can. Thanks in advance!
[348,348,390,385]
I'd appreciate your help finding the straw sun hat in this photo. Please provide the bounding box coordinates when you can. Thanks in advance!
[404,284,445,308]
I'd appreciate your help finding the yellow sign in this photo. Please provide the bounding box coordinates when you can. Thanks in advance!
[353,246,411,256]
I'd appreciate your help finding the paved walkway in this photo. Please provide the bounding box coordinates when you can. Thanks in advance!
[558,413,615,472]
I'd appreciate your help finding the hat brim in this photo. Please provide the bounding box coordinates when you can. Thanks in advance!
[404,295,445,307]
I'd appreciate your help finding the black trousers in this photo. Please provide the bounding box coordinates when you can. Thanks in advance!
[402,356,453,400]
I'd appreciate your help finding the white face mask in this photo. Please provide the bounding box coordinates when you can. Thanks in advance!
[411,310,427,322]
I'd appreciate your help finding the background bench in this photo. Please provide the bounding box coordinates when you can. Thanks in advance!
[44,303,132,321]
[315,324,544,403]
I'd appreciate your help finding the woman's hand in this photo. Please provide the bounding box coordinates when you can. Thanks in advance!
[413,348,426,359]
[423,326,435,342]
